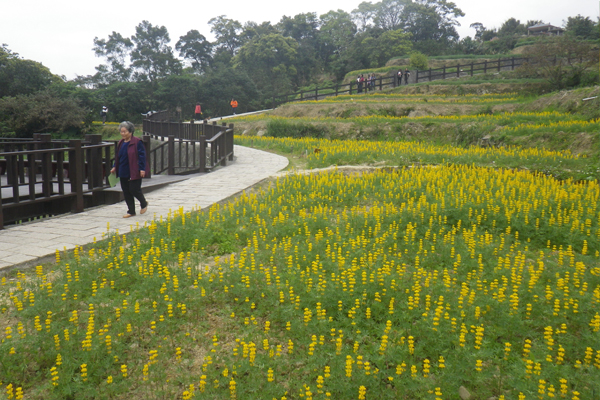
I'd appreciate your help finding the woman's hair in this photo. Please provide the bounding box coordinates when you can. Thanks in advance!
[119,121,135,134]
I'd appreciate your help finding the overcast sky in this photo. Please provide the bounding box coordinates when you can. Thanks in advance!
[1,0,598,80]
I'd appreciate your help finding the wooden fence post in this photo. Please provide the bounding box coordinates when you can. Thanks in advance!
[85,134,103,189]
[457,63,460,78]
[198,136,206,173]
[228,123,234,161]
[143,135,152,179]
[168,135,175,175]
[470,62,474,76]
[484,60,487,74]
[39,134,52,197]
[69,139,84,213]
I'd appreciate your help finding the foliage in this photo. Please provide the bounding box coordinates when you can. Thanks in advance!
[130,21,182,84]
[564,15,600,40]
[0,45,58,97]
[175,30,213,73]
[92,32,134,85]
[409,52,428,70]
[266,118,330,138]
[1,154,599,398]
[0,90,89,137]
[234,33,299,96]
[520,36,600,90]
[209,15,244,58]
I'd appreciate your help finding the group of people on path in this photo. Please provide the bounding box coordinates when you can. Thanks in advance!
[397,68,410,85]
[356,69,411,93]
[356,74,377,93]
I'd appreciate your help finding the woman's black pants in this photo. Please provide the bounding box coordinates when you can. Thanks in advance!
[120,177,147,215]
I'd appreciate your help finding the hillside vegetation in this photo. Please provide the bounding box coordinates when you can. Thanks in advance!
[230,84,599,181]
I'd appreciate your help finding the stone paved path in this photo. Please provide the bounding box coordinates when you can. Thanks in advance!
[0,146,288,271]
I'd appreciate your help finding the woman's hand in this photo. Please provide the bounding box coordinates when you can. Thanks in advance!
[140,170,146,178]
[110,167,116,174]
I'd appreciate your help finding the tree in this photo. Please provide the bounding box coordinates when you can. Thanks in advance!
[0,90,89,137]
[92,32,133,85]
[155,74,202,117]
[520,36,599,90]
[130,21,182,84]
[497,18,527,37]
[353,29,412,68]
[458,36,478,54]
[564,15,600,40]
[197,67,260,116]
[0,45,58,97]
[95,81,153,122]
[176,30,213,73]
[318,9,357,69]
[469,22,486,41]
[351,1,378,32]
[401,0,464,54]
[373,0,409,31]
[409,51,428,70]
[240,21,277,43]
[209,16,243,57]
[234,33,299,95]
[277,13,321,85]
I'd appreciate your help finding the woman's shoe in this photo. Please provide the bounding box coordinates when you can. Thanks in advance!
[123,213,134,218]
[140,203,149,214]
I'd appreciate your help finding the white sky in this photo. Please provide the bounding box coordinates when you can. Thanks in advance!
[1,0,598,80]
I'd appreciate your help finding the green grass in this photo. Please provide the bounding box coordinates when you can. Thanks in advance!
[1,160,599,399]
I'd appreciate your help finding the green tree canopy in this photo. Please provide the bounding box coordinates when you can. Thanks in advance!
[209,16,244,57]
[0,90,88,137]
[0,45,58,97]
[130,21,182,84]
[234,33,299,95]
[564,15,600,40]
[92,32,133,85]
[176,30,213,73]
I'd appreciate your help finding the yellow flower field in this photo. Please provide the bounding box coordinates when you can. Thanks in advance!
[1,159,599,399]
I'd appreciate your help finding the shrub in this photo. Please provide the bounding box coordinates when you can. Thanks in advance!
[266,119,329,138]
[0,90,90,137]
[409,52,429,70]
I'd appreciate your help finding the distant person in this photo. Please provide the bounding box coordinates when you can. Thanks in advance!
[230,98,238,115]
[404,68,410,85]
[397,69,403,86]
[101,106,108,125]
[110,121,149,219]
[357,75,363,93]
[194,103,202,120]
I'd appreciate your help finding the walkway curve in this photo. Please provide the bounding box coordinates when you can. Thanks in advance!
[0,146,289,272]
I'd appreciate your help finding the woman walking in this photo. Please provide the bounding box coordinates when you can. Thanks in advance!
[111,121,149,218]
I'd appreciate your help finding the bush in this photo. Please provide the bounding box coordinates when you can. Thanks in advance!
[266,119,329,138]
[409,52,429,70]
[0,90,90,137]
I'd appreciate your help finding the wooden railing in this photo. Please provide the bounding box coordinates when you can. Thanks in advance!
[272,75,398,106]
[274,55,596,104]
[142,118,234,175]
[0,134,114,229]
[414,56,526,83]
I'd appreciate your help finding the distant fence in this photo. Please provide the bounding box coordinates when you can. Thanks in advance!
[414,56,527,83]
[273,55,590,105]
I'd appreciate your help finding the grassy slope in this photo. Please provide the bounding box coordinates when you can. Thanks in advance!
[232,84,600,180]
